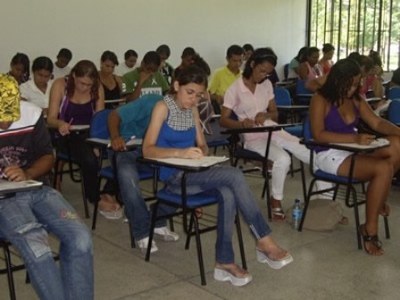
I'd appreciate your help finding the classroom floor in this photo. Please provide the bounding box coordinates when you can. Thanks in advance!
[1,152,400,300]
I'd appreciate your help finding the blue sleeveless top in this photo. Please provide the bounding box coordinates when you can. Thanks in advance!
[316,103,360,152]
[156,95,196,181]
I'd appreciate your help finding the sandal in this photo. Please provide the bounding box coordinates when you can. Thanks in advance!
[271,207,286,221]
[379,202,390,217]
[358,224,384,256]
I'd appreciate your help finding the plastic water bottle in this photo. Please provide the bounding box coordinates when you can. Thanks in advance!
[292,199,303,230]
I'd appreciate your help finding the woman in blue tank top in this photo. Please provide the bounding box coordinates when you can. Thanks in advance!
[310,58,400,256]
[143,65,293,287]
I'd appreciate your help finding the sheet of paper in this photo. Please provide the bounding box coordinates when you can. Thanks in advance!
[0,179,43,194]
[153,156,229,167]
[331,138,390,149]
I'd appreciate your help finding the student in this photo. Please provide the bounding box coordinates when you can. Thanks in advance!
[0,74,93,299]
[7,52,30,84]
[298,47,322,80]
[318,43,335,75]
[173,47,197,80]
[242,43,254,65]
[156,44,174,85]
[288,46,308,79]
[53,48,73,80]
[20,56,53,116]
[209,45,244,112]
[220,48,328,220]
[122,51,169,102]
[48,60,122,218]
[116,49,138,76]
[99,50,123,101]
[108,94,178,253]
[310,58,400,256]
[142,65,293,286]
[390,67,400,88]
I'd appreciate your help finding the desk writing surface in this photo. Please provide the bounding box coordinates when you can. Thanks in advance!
[149,156,228,168]
[70,125,90,131]
[0,179,43,195]
[330,138,390,150]
[86,137,143,147]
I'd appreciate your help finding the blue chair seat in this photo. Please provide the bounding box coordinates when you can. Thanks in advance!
[157,188,218,208]
[314,169,361,184]
[285,125,303,137]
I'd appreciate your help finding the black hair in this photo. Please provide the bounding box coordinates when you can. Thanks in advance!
[301,47,319,62]
[181,47,196,58]
[142,51,161,67]
[348,53,374,73]
[192,54,211,76]
[243,44,254,52]
[101,50,119,65]
[172,65,208,92]
[368,50,382,67]
[57,48,72,60]
[156,44,171,58]
[319,58,362,105]
[322,43,335,53]
[124,49,138,60]
[32,56,53,73]
[242,47,277,79]
[295,46,308,61]
[10,52,30,79]
[392,68,400,86]
[226,45,244,58]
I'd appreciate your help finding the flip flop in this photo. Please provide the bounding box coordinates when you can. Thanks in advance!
[271,207,286,221]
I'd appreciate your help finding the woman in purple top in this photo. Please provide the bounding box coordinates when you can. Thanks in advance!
[310,58,400,256]
[48,60,122,218]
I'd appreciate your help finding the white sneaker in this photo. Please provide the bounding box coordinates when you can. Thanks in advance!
[154,226,179,242]
[99,208,123,220]
[137,237,158,254]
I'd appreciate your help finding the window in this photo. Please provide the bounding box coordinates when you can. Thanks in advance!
[307,0,400,70]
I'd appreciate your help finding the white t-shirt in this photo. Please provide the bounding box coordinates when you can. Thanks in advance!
[116,63,135,76]
[53,65,71,80]
[19,79,53,109]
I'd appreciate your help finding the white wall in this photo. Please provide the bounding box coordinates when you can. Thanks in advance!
[1,0,307,78]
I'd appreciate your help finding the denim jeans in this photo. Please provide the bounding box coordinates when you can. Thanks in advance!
[0,186,93,300]
[111,150,176,240]
[165,165,272,264]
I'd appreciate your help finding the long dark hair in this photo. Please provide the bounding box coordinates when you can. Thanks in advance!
[319,58,362,106]
[242,47,277,79]
[66,60,100,101]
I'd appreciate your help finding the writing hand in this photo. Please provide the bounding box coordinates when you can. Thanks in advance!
[182,147,204,159]
[356,133,375,145]
[4,166,27,182]
[111,136,126,151]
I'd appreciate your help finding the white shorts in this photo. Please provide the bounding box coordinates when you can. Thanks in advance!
[315,149,352,175]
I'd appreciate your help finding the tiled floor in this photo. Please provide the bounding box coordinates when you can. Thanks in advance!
[1,153,399,300]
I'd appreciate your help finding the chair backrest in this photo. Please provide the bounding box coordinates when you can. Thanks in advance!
[387,99,400,125]
[388,87,400,100]
[296,79,312,95]
[302,115,312,141]
[90,109,112,139]
[274,86,292,106]
[283,63,289,81]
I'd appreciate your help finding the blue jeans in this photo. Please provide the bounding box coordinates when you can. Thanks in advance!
[165,165,271,264]
[111,150,176,240]
[0,186,93,300]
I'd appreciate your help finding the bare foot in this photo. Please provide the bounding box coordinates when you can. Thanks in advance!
[99,194,121,212]
[257,236,289,260]
[359,224,384,256]
[215,263,249,278]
